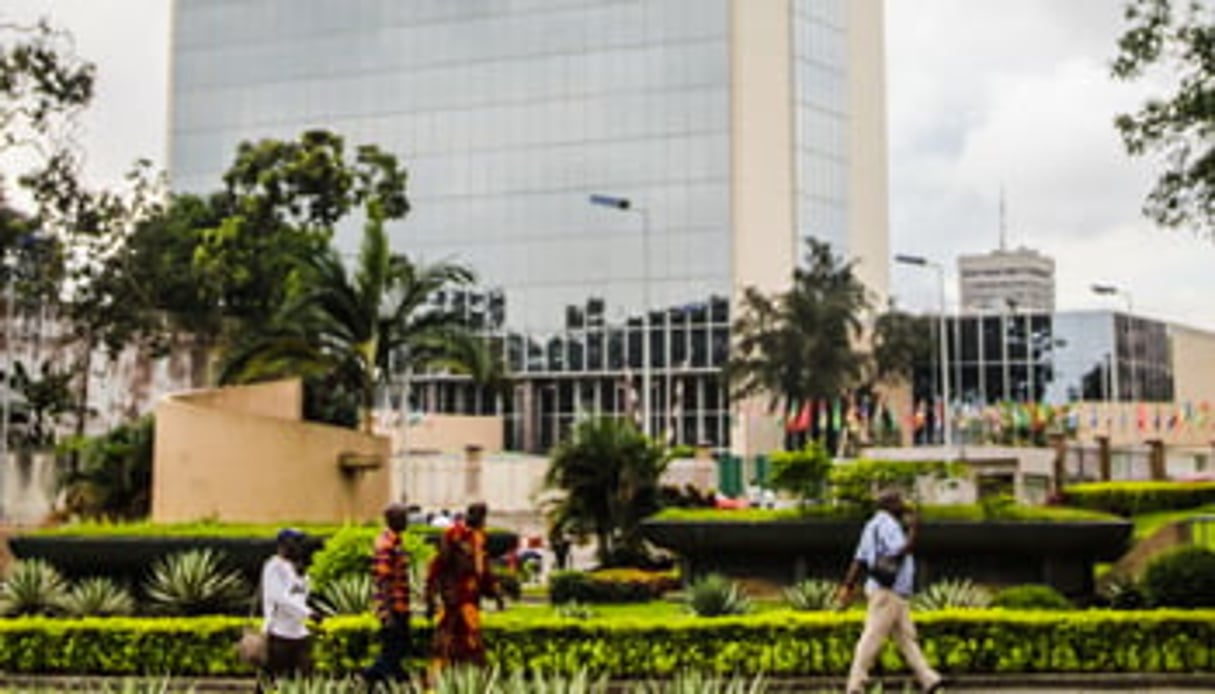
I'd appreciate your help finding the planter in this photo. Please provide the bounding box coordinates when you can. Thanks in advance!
[9,529,518,585]
[640,517,1132,598]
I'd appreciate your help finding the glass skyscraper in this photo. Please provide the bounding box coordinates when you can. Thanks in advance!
[169,0,889,452]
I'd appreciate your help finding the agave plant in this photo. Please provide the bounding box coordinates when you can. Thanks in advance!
[422,665,503,694]
[633,672,768,694]
[0,559,68,616]
[912,578,991,611]
[783,578,837,611]
[316,573,372,616]
[687,574,751,617]
[62,577,136,617]
[144,549,250,616]
[267,677,370,693]
[555,601,597,621]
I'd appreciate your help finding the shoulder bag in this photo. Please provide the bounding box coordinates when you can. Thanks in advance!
[866,519,903,589]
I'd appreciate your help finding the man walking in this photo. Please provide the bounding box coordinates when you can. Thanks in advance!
[836,489,944,694]
[363,502,412,687]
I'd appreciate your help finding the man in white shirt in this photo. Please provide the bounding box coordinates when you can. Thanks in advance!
[836,489,944,694]
[261,528,313,683]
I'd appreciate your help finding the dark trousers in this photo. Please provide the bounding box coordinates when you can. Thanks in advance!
[363,613,410,685]
[257,633,311,692]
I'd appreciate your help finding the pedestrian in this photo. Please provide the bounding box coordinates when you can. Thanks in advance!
[549,525,571,572]
[259,528,313,689]
[425,501,504,676]
[836,489,945,694]
[362,502,413,688]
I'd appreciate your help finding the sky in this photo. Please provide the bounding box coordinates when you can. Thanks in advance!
[4,0,1214,330]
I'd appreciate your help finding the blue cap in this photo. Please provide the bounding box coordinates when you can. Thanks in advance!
[277,528,305,543]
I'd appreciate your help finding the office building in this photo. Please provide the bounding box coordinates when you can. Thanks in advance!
[958,247,1056,313]
[169,0,890,452]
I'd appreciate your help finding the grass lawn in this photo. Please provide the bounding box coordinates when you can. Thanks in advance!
[1131,503,1215,541]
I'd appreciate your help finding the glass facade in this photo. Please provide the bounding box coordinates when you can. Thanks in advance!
[170,0,877,452]
[792,0,850,257]
[914,310,1174,410]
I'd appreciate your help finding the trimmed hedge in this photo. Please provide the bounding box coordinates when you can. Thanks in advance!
[652,503,1117,523]
[1062,481,1215,517]
[549,570,680,605]
[1,611,1214,676]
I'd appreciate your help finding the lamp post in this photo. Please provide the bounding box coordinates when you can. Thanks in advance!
[896,254,951,448]
[1091,284,1135,402]
[589,194,653,438]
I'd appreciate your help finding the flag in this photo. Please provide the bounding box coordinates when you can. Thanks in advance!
[621,367,641,428]
[785,400,801,432]
[1137,403,1148,432]
[817,399,829,435]
[1088,405,1099,429]
[1153,405,1162,432]
[913,400,927,432]
[666,377,685,445]
[793,401,811,433]
[832,398,843,432]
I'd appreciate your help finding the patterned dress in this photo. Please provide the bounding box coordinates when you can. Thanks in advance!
[425,521,497,667]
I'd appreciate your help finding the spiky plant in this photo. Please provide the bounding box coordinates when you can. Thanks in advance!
[62,577,136,617]
[316,573,372,617]
[424,665,502,694]
[784,578,837,611]
[555,601,597,620]
[633,672,768,694]
[0,559,68,616]
[912,578,991,611]
[687,574,751,617]
[144,549,249,616]
[267,677,369,693]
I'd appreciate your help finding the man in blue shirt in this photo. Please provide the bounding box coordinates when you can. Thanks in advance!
[836,489,944,693]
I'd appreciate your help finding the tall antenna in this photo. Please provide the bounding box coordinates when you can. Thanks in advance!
[998,187,1007,251]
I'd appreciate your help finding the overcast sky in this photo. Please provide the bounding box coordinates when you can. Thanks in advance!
[4,0,1214,330]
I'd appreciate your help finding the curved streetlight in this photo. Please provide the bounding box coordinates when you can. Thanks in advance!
[589,194,653,438]
[895,254,951,448]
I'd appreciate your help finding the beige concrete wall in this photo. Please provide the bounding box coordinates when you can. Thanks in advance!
[404,452,549,513]
[846,0,891,304]
[153,380,390,524]
[727,0,796,456]
[1172,325,1215,408]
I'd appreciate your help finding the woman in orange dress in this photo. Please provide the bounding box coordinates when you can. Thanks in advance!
[425,502,503,671]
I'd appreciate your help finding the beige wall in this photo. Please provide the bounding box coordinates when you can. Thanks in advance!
[727,0,796,456]
[846,0,891,303]
[153,380,390,523]
[391,414,504,454]
[1172,325,1215,408]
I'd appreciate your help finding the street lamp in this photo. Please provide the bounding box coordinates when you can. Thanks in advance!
[589,194,653,438]
[1091,284,1136,402]
[895,254,951,448]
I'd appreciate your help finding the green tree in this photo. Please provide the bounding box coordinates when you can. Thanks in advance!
[871,305,933,386]
[195,129,410,329]
[57,416,154,520]
[1113,0,1215,234]
[220,208,495,431]
[7,359,74,449]
[545,416,667,567]
[726,238,872,445]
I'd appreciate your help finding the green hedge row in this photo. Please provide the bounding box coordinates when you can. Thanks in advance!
[1062,482,1215,516]
[652,503,1115,523]
[2,611,1213,676]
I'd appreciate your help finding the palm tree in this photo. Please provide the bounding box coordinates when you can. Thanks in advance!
[545,416,667,567]
[221,207,496,431]
[726,238,871,445]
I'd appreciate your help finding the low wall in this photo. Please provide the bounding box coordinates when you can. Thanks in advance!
[153,380,390,524]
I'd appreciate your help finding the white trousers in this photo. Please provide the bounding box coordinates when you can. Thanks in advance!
[846,587,941,692]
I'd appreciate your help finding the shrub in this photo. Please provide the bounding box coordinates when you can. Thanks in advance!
[307,526,434,605]
[1143,546,1215,608]
[144,549,250,616]
[315,574,372,617]
[62,577,136,617]
[784,579,837,611]
[1062,481,1215,516]
[548,569,677,605]
[912,579,991,611]
[769,443,833,506]
[829,459,963,509]
[0,559,68,616]
[687,574,750,617]
[1101,575,1148,610]
[990,584,1072,611]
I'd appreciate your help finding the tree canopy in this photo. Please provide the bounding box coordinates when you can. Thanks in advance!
[1113,0,1215,234]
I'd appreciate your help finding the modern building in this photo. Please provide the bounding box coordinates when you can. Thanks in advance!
[168,0,890,453]
[958,247,1056,313]
[912,309,1187,411]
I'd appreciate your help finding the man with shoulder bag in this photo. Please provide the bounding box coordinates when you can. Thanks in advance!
[836,489,945,694]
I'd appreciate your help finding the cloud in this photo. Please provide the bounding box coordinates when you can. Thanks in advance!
[886,0,1215,332]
